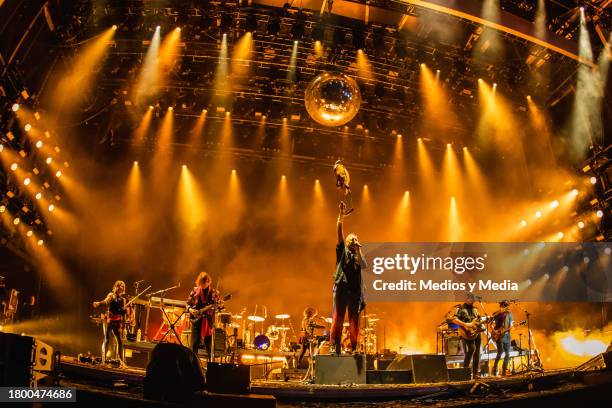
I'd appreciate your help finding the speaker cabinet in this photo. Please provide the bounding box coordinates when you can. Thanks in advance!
[206,362,250,394]
[314,354,366,384]
[387,354,449,383]
[448,367,471,381]
[0,332,34,386]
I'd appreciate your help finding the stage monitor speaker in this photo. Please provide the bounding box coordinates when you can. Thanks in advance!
[314,354,366,385]
[387,354,449,383]
[448,367,471,381]
[144,343,205,403]
[0,332,34,386]
[206,362,250,394]
[366,370,412,384]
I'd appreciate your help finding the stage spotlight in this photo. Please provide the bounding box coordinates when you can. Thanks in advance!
[245,12,258,32]
[48,204,55,212]
[26,230,33,237]
[55,170,62,178]
[291,20,305,40]
[535,211,542,218]
[220,13,234,33]
[35,193,42,200]
[13,218,20,225]
[0,205,5,213]
[232,169,236,174]
[557,232,564,239]
[24,124,32,132]
[37,239,43,246]
[520,220,527,227]
[182,164,187,169]
[35,141,43,148]
[12,103,19,112]
[0,144,3,152]
[10,163,17,171]
[267,17,281,36]
[168,106,173,111]
[590,176,597,184]
[578,221,585,229]
[311,24,325,42]
[149,105,154,110]
[584,257,590,264]
[23,178,30,186]
[596,210,603,218]
[605,247,611,255]
[352,28,366,50]
[46,157,52,164]
[571,189,579,197]
[133,161,138,166]
[551,200,559,209]
[364,185,368,189]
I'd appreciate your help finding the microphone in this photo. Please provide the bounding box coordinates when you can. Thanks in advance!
[134,279,145,285]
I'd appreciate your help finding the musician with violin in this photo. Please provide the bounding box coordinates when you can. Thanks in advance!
[92,280,129,366]
[187,271,220,359]
[490,300,514,376]
[449,292,483,379]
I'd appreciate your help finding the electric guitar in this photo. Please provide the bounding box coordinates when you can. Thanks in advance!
[458,316,489,340]
[491,320,526,342]
[189,294,231,324]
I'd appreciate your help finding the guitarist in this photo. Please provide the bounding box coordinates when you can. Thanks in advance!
[491,300,514,376]
[449,292,482,379]
[92,280,128,366]
[187,272,219,359]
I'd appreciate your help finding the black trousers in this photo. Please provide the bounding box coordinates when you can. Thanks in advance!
[190,318,212,358]
[104,320,124,362]
[462,335,481,378]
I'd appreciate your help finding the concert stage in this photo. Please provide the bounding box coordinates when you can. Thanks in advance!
[59,354,612,406]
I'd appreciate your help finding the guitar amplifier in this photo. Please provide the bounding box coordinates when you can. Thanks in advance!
[213,328,226,353]
[314,354,366,384]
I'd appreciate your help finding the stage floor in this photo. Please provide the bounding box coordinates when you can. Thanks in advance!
[59,355,612,405]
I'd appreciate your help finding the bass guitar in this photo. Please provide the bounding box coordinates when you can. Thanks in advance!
[189,294,231,324]
[491,320,526,342]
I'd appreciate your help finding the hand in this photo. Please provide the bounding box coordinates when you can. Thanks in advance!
[93,301,99,308]
[339,201,346,214]
[464,322,474,329]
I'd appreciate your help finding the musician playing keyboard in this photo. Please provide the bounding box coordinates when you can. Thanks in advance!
[187,272,219,359]
[448,292,482,379]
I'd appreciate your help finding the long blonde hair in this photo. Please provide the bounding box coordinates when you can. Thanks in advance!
[112,280,126,294]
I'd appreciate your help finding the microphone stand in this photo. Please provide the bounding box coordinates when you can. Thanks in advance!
[476,298,491,376]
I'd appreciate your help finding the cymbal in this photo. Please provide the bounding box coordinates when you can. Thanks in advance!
[277,326,290,331]
[232,314,244,319]
[229,323,240,328]
[248,315,265,322]
[324,317,332,323]
[275,314,290,319]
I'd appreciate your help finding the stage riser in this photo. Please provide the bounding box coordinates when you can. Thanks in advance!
[314,355,367,385]
[366,370,413,384]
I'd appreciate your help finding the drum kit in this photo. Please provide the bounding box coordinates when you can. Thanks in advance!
[207,305,296,354]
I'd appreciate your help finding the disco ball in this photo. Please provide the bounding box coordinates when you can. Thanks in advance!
[304,72,361,127]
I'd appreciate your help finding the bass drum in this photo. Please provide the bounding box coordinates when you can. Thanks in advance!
[253,334,271,350]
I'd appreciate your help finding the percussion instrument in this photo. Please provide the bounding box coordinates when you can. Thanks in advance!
[248,315,265,322]
[254,334,271,350]
[219,312,232,325]
[275,314,290,319]
[266,325,280,341]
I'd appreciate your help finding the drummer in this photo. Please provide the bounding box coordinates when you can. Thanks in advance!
[298,307,326,367]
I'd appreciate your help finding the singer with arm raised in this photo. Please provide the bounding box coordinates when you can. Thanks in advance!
[330,202,366,354]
